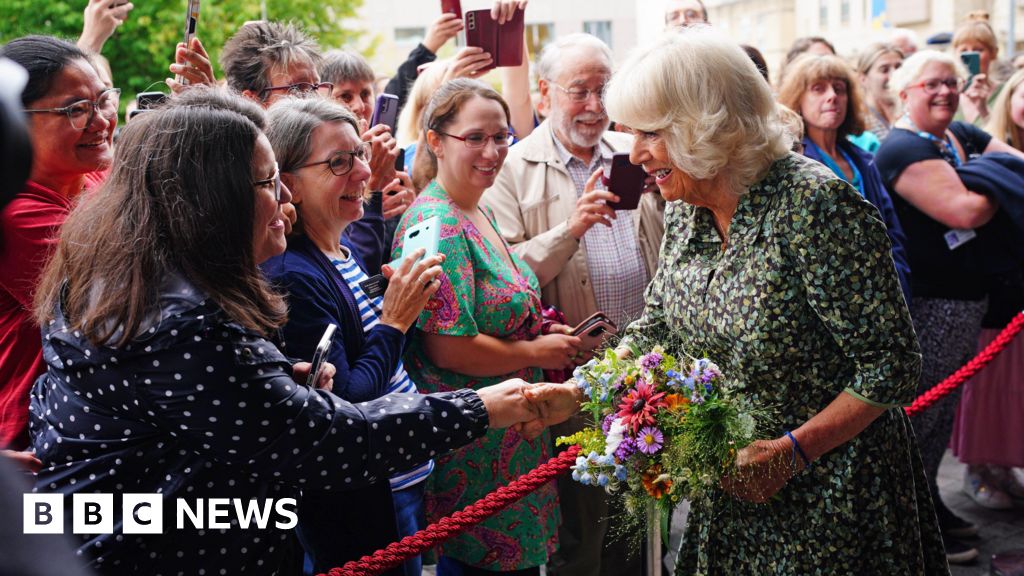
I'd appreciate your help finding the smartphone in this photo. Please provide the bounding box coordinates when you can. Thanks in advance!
[127,92,169,122]
[465,8,525,72]
[571,312,618,338]
[370,93,399,133]
[571,312,618,352]
[960,51,981,82]
[394,147,406,173]
[136,92,168,110]
[602,153,647,210]
[176,0,201,86]
[441,0,462,19]
[389,216,442,269]
[307,323,337,387]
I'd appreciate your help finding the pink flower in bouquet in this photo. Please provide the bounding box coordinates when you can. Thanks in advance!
[617,382,667,433]
[637,426,664,454]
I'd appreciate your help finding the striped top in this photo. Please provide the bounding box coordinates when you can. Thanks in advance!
[332,250,433,490]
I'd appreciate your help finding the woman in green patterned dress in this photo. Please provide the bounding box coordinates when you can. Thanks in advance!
[598,29,947,574]
[391,78,585,575]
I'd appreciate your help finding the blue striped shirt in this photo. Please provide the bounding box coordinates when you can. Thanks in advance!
[333,252,434,490]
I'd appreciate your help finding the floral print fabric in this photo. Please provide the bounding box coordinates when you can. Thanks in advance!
[625,154,947,575]
[393,181,559,571]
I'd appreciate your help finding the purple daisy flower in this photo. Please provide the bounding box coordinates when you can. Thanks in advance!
[637,426,664,454]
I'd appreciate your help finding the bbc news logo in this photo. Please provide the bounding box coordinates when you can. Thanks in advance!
[23,494,298,534]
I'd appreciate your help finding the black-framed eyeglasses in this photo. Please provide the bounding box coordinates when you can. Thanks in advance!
[257,82,334,101]
[24,87,122,131]
[551,82,607,103]
[435,130,514,149]
[295,143,371,176]
[254,162,282,201]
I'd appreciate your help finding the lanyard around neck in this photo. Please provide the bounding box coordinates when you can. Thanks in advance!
[902,116,962,166]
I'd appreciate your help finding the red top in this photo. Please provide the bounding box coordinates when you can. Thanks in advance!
[0,173,104,449]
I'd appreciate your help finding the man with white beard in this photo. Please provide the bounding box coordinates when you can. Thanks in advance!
[482,33,664,576]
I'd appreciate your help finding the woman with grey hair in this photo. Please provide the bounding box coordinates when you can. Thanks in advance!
[604,29,945,573]
[875,49,1024,564]
[261,97,445,575]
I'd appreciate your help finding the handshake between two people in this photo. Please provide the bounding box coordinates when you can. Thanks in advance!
[475,379,583,440]
[295,361,582,441]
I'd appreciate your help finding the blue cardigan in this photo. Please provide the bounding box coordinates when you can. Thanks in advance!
[803,137,913,302]
[262,193,404,401]
[260,201,408,575]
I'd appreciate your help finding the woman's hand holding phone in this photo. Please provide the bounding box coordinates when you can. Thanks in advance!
[379,250,446,333]
[363,124,399,191]
[444,47,494,81]
[79,0,135,53]
[166,38,216,93]
[424,12,464,54]
[292,360,336,391]
[491,0,528,24]
[382,172,416,220]
[528,332,583,371]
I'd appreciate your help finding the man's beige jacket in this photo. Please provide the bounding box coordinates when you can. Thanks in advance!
[482,120,665,326]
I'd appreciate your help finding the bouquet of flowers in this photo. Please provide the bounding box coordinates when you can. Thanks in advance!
[557,344,769,533]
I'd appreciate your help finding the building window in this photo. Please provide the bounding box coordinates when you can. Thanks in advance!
[583,21,613,48]
[818,0,828,27]
[525,23,555,59]
[394,27,425,45]
[841,0,851,23]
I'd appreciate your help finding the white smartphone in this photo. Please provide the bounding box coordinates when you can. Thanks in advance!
[389,216,441,269]
[176,0,201,86]
[307,323,337,387]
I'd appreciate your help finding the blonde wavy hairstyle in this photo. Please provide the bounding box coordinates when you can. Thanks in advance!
[985,69,1024,150]
[605,28,790,194]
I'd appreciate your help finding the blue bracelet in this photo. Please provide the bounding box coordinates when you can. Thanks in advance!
[785,430,812,469]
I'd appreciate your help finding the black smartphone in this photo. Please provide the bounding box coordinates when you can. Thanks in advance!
[307,323,337,387]
[136,92,168,110]
[602,153,647,210]
[960,51,981,84]
[395,147,405,173]
[370,93,399,133]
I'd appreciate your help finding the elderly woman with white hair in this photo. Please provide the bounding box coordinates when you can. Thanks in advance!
[604,29,945,573]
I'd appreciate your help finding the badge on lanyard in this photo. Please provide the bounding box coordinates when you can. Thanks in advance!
[944,228,977,250]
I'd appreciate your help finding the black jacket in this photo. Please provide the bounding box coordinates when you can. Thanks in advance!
[29,274,488,575]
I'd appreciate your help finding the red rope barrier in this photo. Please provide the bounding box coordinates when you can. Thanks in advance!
[321,445,581,576]
[324,312,1023,576]
[905,311,1024,417]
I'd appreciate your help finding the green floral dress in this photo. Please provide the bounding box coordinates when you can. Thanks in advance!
[393,181,559,571]
[625,154,948,575]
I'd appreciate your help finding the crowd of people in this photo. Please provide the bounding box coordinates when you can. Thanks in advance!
[1,0,1022,574]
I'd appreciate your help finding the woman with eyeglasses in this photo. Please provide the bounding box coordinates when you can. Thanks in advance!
[0,35,118,452]
[391,78,581,576]
[874,49,1024,565]
[28,87,557,575]
[261,96,444,576]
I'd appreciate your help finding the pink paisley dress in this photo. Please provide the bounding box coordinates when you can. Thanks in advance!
[391,181,559,571]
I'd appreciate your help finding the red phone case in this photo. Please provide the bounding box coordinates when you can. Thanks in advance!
[441,0,462,19]
[603,153,647,210]
[464,8,524,72]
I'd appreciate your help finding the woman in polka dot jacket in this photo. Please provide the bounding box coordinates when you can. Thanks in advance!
[26,92,561,576]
